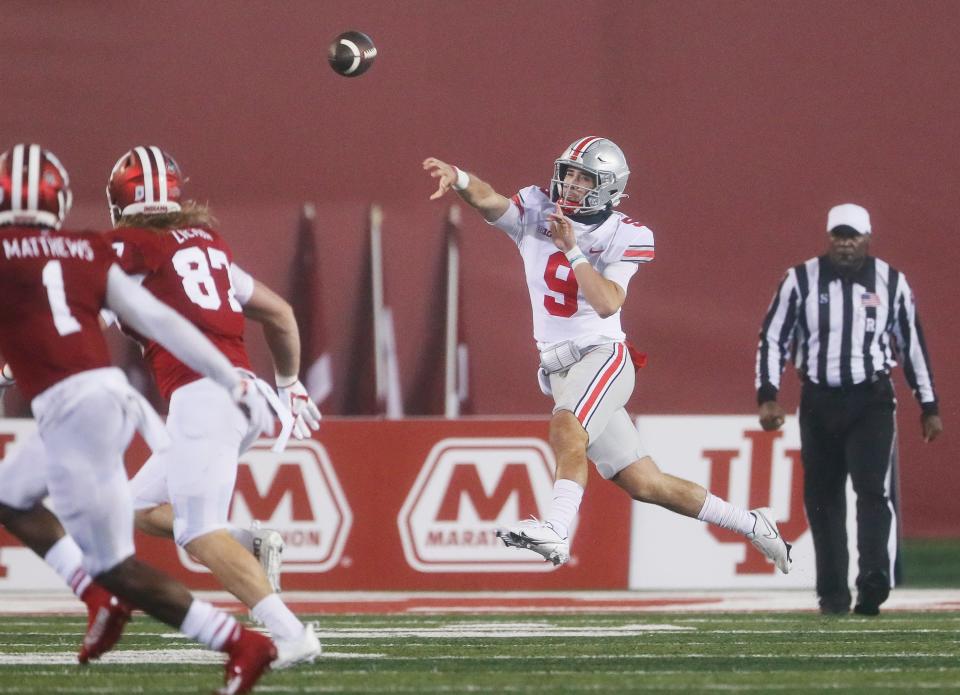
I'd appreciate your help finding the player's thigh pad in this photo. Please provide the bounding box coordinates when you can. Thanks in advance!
[550,342,634,444]
[586,408,649,479]
[37,386,136,576]
[0,431,49,509]
[165,378,247,547]
[128,452,171,511]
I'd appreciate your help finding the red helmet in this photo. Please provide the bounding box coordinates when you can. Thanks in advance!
[106,146,183,225]
[0,143,72,229]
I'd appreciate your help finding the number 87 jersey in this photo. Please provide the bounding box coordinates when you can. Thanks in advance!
[103,225,254,400]
[492,185,655,349]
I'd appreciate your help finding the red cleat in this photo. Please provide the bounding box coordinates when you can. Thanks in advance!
[217,625,277,694]
[77,583,133,664]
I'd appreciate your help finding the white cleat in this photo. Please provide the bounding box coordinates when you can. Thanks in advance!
[272,623,322,670]
[496,518,570,566]
[251,521,284,593]
[747,507,792,574]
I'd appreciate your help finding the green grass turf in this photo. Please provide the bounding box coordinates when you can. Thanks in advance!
[2,612,960,693]
[902,537,960,587]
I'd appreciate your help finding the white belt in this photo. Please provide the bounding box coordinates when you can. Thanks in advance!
[539,340,582,374]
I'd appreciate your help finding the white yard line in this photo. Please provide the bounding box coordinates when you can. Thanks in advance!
[0,650,382,665]
[1,588,959,615]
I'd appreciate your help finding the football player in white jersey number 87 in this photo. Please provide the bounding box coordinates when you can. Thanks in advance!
[423,137,793,573]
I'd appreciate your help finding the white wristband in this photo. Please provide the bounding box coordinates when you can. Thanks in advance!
[565,245,588,268]
[452,167,470,191]
[275,373,299,389]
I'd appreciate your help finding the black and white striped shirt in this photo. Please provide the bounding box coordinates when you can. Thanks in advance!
[756,255,938,414]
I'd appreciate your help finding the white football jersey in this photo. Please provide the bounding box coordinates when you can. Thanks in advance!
[491,186,655,349]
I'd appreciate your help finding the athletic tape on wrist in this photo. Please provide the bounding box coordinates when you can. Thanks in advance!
[275,374,299,389]
[452,167,470,191]
[565,246,588,268]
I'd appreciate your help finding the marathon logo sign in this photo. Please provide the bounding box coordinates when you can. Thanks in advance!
[398,438,562,572]
[176,439,352,574]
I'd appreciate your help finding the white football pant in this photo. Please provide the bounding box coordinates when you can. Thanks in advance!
[549,342,648,479]
[130,376,259,547]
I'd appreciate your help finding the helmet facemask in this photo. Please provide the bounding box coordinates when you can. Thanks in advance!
[550,136,630,215]
[551,163,603,214]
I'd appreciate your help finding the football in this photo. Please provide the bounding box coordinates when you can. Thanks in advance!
[328,31,377,77]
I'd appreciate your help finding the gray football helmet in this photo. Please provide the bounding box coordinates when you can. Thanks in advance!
[550,136,630,214]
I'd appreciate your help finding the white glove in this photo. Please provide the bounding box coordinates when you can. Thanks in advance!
[0,364,15,389]
[277,378,321,439]
[232,379,276,439]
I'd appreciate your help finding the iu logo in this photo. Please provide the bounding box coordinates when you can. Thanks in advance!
[704,429,806,573]
[398,438,560,572]
[176,439,352,573]
[0,432,20,578]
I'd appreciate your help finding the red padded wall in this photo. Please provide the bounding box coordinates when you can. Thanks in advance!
[1,1,957,534]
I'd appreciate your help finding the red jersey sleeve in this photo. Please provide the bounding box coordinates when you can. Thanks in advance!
[103,227,167,275]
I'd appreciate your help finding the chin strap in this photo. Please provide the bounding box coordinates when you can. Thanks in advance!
[568,207,613,226]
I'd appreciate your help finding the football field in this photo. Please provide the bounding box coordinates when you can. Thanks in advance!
[1,592,959,693]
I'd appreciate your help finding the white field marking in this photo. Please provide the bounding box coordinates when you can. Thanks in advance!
[404,652,960,660]
[309,623,691,639]
[0,688,202,695]
[6,648,952,667]
[4,588,960,616]
[1,687,956,694]
[0,650,383,665]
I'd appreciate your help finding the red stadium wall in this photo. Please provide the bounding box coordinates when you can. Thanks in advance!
[1,2,957,536]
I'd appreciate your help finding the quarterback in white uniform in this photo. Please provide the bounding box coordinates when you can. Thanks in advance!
[424,136,793,573]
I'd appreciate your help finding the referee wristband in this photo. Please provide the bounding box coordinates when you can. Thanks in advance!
[452,167,470,191]
[565,245,588,268]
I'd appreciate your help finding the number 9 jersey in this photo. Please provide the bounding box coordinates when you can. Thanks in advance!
[490,186,655,350]
[103,225,254,400]
[0,227,115,400]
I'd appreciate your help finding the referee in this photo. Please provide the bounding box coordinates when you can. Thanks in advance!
[755,203,943,616]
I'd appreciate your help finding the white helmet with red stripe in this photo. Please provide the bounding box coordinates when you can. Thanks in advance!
[550,136,630,214]
[0,144,72,229]
[106,146,183,226]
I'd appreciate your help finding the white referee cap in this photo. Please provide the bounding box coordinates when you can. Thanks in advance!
[827,203,871,235]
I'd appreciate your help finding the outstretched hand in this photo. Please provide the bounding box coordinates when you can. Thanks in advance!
[423,157,457,200]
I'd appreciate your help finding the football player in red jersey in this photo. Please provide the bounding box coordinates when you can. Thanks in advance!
[0,144,276,694]
[101,146,321,668]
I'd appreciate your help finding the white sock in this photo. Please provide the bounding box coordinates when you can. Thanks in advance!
[180,599,239,651]
[544,479,583,539]
[44,536,91,598]
[251,594,305,642]
[228,526,255,554]
[697,493,755,535]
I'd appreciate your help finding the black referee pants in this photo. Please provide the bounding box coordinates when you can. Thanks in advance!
[799,375,897,611]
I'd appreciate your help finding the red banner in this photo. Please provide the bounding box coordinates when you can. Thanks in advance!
[114,419,631,590]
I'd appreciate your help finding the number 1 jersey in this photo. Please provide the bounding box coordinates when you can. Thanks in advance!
[104,226,253,400]
[491,186,655,349]
[0,227,114,401]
